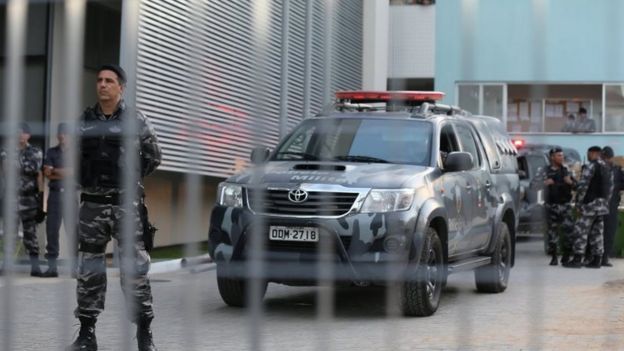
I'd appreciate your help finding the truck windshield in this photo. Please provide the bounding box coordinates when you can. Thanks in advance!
[273,118,432,165]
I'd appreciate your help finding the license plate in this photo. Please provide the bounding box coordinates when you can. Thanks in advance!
[269,226,319,242]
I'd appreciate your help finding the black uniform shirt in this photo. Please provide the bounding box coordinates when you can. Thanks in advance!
[544,166,573,204]
[44,145,64,191]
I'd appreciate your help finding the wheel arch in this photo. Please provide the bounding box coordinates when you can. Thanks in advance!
[413,199,448,264]
[489,201,517,267]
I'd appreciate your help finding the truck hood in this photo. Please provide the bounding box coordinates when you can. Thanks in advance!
[227,161,432,189]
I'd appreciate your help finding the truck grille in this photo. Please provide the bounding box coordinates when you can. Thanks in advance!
[247,189,359,216]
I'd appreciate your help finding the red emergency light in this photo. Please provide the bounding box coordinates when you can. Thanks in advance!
[512,139,525,148]
[335,91,445,103]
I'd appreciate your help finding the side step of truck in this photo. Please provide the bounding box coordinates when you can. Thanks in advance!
[447,256,491,274]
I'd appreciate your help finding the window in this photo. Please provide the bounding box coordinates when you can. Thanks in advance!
[457,85,480,115]
[507,85,601,133]
[604,84,624,132]
[274,119,433,165]
[455,123,481,169]
[456,83,612,133]
[457,83,505,119]
[439,124,460,165]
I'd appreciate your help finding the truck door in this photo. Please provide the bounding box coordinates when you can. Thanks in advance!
[438,124,469,258]
[455,122,492,252]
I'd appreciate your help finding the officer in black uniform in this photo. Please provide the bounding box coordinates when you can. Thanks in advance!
[565,146,612,268]
[601,146,623,266]
[42,122,77,277]
[533,147,576,265]
[68,65,161,351]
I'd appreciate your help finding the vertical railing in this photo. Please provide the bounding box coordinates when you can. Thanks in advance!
[1,2,28,351]
[120,0,141,349]
[248,1,272,350]
[180,0,207,349]
[59,1,86,349]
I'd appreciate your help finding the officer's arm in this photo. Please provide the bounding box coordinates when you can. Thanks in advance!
[530,167,546,189]
[616,167,624,193]
[43,148,55,179]
[139,113,162,177]
[0,150,5,174]
[575,163,594,202]
[37,171,44,192]
[36,149,44,191]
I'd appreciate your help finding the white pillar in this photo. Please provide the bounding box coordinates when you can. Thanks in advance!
[362,0,389,90]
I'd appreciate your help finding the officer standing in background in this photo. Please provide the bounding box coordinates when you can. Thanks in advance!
[0,122,45,276]
[600,146,623,267]
[564,146,612,268]
[68,65,161,351]
[42,122,76,278]
[535,148,576,266]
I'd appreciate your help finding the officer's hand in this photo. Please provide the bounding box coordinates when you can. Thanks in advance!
[35,192,46,224]
[544,179,554,186]
[564,176,574,185]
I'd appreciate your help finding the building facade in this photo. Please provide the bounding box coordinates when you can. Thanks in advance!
[1,0,365,252]
[435,0,624,156]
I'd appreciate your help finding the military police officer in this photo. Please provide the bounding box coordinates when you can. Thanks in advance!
[0,122,45,276]
[68,65,161,351]
[564,146,612,268]
[534,147,576,266]
[600,146,623,267]
[42,122,76,277]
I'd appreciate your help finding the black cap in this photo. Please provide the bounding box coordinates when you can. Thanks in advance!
[588,145,602,153]
[549,147,563,156]
[57,122,69,135]
[579,107,587,114]
[602,146,615,158]
[19,122,30,134]
[97,64,127,85]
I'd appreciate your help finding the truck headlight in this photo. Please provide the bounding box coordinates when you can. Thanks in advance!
[360,189,415,213]
[217,183,244,208]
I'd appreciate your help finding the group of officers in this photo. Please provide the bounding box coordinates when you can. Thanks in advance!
[535,145,623,268]
[1,64,160,350]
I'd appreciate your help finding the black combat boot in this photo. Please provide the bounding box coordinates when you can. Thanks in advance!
[585,255,602,269]
[137,318,157,351]
[602,254,613,267]
[560,254,570,266]
[41,258,59,278]
[563,254,583,268]
[68,317,97,351]
[549,254,558,266]
[30,256,42,277]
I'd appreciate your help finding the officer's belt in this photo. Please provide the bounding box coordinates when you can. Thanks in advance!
[79,242,106,254]
[81,193,120,205]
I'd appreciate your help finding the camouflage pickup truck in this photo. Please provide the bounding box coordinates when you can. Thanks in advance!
[208,91,520,316]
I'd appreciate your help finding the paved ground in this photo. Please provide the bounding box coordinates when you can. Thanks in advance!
[1,238,623,350]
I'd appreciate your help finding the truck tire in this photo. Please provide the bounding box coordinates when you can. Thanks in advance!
[475,222,511,293]
[402,227,444,316]
[217,264,267,307]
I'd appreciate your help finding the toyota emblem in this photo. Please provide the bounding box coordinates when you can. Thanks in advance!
[288,188,308,203]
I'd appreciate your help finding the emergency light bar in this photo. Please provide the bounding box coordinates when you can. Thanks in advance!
[335,91,445,103]
[512,138,525,148]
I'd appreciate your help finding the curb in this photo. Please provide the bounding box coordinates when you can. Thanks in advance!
[149,258,183,274]
[2,255,213,277]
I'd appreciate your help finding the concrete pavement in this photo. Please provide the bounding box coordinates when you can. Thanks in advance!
[1,239,623,350]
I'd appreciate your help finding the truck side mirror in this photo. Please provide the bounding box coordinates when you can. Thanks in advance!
[443,152,473,172]
[250,147,271,164]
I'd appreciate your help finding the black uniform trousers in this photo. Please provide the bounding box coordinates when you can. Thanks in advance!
[45,189,78,260]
